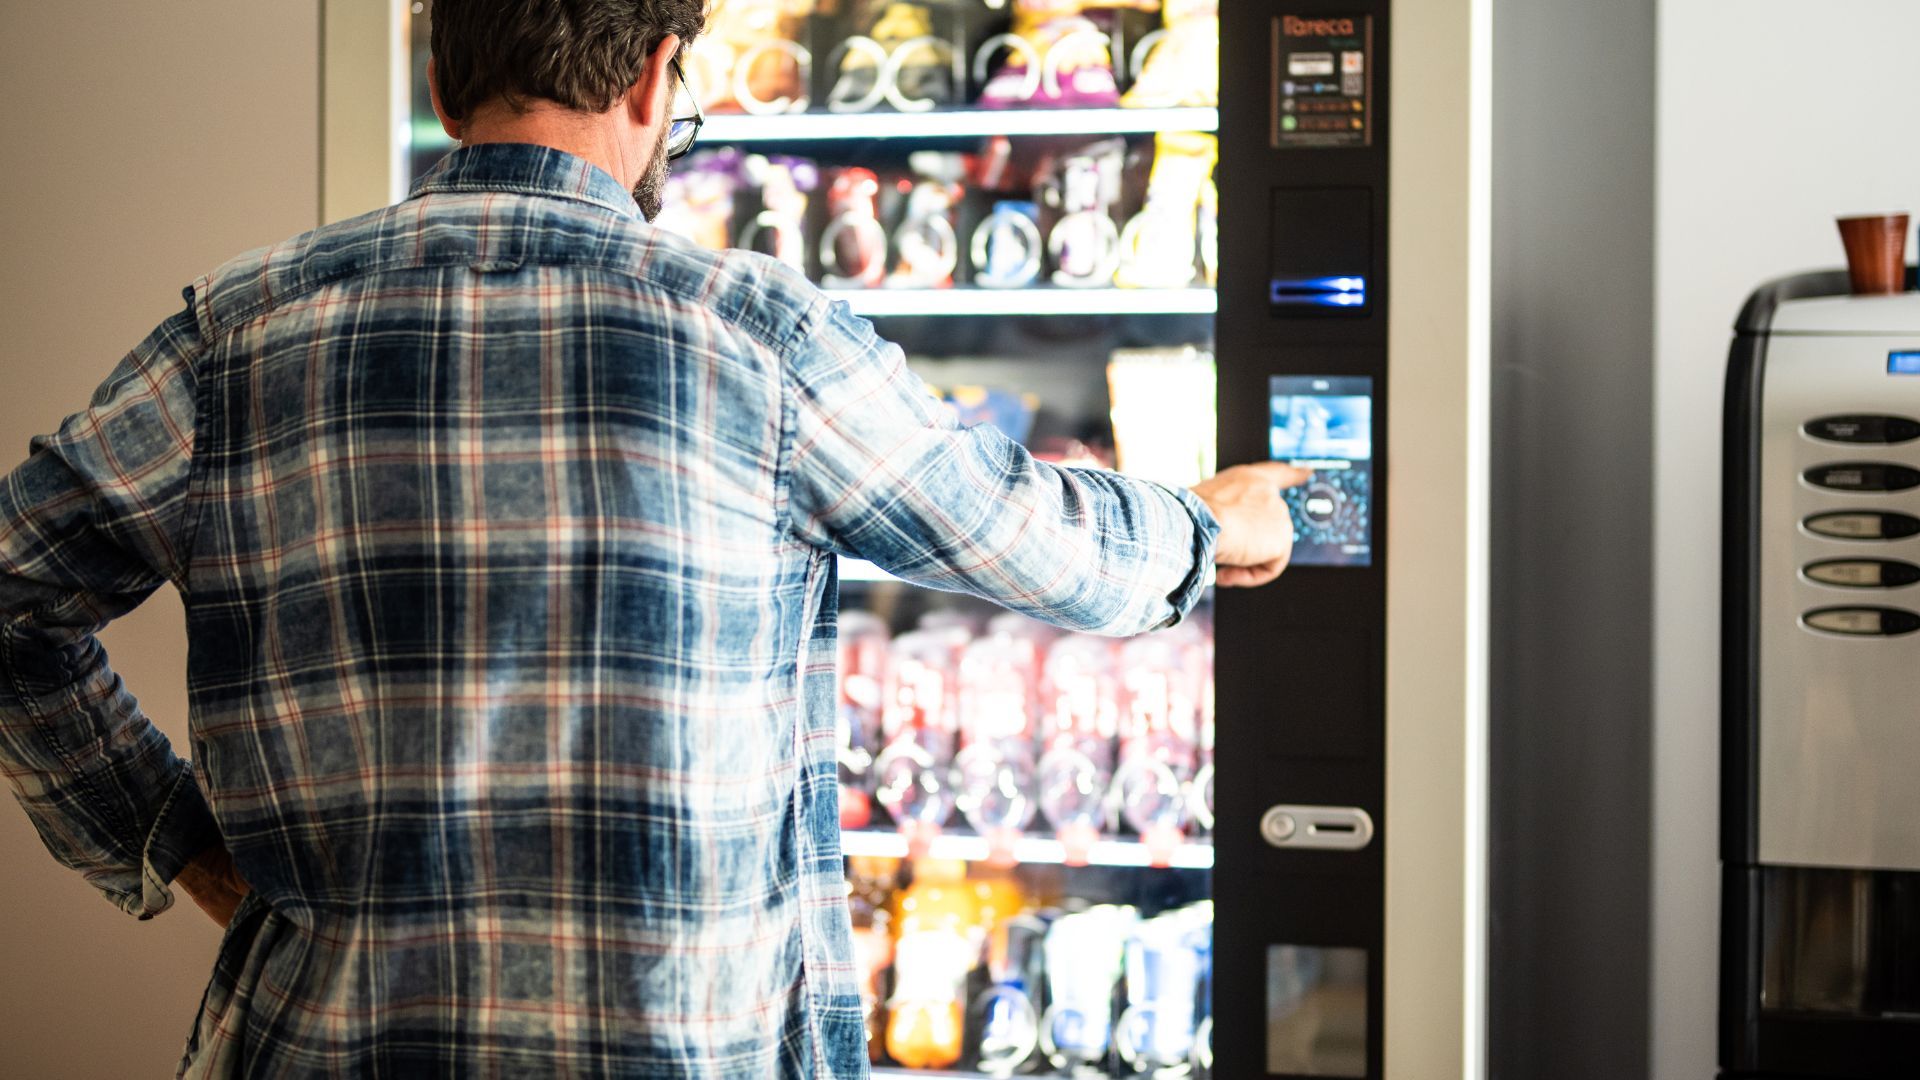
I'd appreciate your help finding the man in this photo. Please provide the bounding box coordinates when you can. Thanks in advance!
[0,0,1300,1075]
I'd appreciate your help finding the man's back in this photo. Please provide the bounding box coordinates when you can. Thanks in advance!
[0,143,1220,1078]
[179,144,849,1076]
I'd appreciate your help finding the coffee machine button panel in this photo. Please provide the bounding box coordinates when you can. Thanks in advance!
[1803,559,1920,588]
[1803,511,1920,540]
[1804,462,1920,492]
[1804,414,1920,444]
[1801,606,1920,636]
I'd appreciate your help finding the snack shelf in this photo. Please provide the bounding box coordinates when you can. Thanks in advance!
[825,287,1216,318]
[840,828,1215,870]
[700,106,1219,142]
[411,108,1218,156]
[872,1069,1001,1079]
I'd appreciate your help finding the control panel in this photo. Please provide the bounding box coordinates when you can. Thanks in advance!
[1756,320,1920,871]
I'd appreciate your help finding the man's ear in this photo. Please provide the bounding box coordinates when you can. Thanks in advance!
[427,59,460,141]
[625,34,683,129]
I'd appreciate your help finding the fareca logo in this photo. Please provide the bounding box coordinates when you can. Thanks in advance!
[1283,15,1357,36]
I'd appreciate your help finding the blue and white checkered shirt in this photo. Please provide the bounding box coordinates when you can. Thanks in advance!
[0,143,1217,1078]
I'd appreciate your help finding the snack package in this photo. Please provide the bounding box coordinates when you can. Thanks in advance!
[888,152,966,288]
[653,149,744,253]
[830,0,959,113]
[942,385,1039,444]
[686,0,814,114]
[1039,139,1124,287]
[1121,0,1219,108]
[975,0,1120,109]
[1116,132,1218,289]
[821,167,891,288]
[1107,344,1217,488]
[736,155,819,273]
[971,201,1045,288]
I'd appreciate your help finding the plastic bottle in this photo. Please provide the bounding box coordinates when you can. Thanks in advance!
[1036,634,1120,863]
[837,610,891,830]
[874,629,962,854]
[886,860,987,1069]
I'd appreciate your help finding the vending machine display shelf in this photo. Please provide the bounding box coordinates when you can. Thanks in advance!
[701,107,1220,143]
[412,108,1218,155]
[823,287,1217,319]
[871,1068,1007,1079]
[840,828,1214,870]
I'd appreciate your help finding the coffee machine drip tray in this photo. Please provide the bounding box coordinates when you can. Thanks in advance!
[1762,867,1920,1020]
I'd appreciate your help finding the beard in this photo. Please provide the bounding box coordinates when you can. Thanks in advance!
[632,125,671,221]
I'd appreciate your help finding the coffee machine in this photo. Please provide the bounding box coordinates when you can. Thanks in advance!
[1722,270,1920,1078]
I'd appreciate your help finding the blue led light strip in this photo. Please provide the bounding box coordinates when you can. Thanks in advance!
[1271,275,1369,307]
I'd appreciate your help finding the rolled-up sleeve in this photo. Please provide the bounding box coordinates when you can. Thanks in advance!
[0,303,221,919]
[783,297,1219,636]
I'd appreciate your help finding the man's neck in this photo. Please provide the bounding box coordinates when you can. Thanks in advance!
[456,101,639,191]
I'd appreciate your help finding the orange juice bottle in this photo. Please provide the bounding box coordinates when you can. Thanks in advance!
[885,859,987,1068]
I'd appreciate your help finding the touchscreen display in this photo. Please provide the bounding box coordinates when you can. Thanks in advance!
[1270,376,1374,566]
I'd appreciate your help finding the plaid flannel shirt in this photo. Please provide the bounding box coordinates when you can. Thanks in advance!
[0,143,1218,1078]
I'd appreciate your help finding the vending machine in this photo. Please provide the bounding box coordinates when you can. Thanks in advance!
[1722,271,1920,1078]
[397,2,1395,1075]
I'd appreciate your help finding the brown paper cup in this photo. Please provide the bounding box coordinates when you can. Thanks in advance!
[1837,213,1910,295]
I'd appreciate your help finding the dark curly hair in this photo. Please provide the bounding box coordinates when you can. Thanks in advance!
[428,0,707,121]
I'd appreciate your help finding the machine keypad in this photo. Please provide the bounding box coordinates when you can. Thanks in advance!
[1802,606,1920,636]
[1804,414,1920,444]
[1803,559,1920,588]
[1803,511,1920,540]
[1804,463,1920,492]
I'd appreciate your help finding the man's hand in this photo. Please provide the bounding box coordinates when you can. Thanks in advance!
[173,841,251,929]
[1190,462,1310,588]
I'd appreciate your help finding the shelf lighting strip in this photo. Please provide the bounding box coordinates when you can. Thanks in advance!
[412,108,1219,155]
[702,106,1219,142]
[827,287,1217,318]
[840,828,1215,870]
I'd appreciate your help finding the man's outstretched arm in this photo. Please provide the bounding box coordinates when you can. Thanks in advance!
[0,300,226,920]
[784,294,1302,633]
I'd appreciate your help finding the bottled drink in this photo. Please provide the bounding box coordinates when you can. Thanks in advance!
[1040,904,1139,1070]
[1113,625,1206,864]
[1036,634,1120,863]
[1117,901,1213,1072]
[874,629,962,853]
[837,610,891,829]
[955,628,1043,862]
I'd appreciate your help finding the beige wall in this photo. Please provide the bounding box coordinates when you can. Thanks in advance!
[0,3,319,1075]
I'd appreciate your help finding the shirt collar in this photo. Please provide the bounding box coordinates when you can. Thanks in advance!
[409,143,642,220]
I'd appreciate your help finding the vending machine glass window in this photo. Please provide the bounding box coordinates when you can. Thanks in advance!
[400,2,1392,1076]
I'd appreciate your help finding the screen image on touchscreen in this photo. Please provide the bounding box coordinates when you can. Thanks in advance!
[1270,375,1374,566]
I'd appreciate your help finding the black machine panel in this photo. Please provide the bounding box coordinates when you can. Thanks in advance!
[1218,3,1389,1077]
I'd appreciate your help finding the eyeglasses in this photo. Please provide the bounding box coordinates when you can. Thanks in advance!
[666,58,703,161]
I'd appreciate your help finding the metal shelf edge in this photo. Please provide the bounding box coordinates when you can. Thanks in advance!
[840,828,1215,870]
